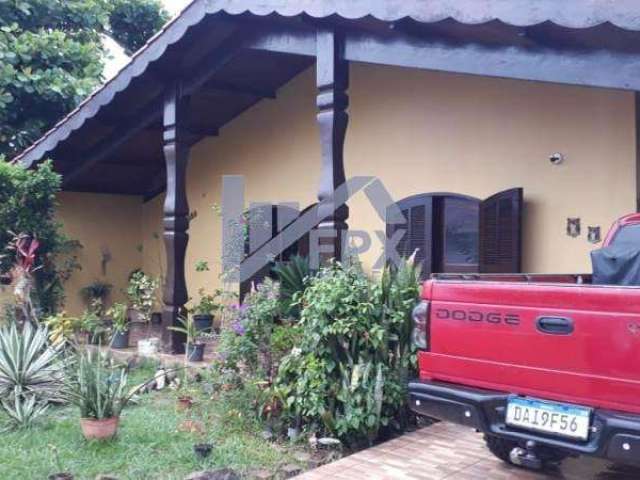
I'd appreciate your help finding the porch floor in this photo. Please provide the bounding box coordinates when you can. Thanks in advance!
[97,322,219,367]
[296,422,640,480]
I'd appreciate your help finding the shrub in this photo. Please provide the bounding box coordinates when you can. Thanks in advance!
[0,160,80,314]
[216,279,280,379]
[274,259,421,445]
[127,271,158,324]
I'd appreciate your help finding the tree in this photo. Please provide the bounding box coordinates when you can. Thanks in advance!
[109,0,168,55]
[0,0,169,158]
[0,159,81,315]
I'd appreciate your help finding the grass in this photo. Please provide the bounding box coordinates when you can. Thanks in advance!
[0,363,291,480]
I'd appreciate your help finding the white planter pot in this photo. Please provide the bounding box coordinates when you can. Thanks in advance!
[137,337,160,356]
[287,427,300,441]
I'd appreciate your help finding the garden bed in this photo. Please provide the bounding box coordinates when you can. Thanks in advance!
[0,361,318,480]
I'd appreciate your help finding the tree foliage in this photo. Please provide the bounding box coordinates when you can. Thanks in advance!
[0,0,168,157]
[109,0,168,55]
[0,159,80,314]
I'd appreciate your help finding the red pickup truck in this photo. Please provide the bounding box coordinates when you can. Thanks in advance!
[409,213,640,470]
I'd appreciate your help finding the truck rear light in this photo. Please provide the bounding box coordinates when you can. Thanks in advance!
[412,300,430,350]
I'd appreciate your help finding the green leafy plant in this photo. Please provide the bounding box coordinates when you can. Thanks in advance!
[0,161,79,314]
[0,322,63,401]
[80,281,112,305]
[64,349,134,420]
[168,315,201,346]
[192,288,223,316]
[194,260,210,272]
[1,390,49,430]
[274,259,421,446]
[109,0,169,54]
[80,308,106,342]
[272,255,313,317]
[0,322,64,429]
[44,311,82,346]
[127,271,158,324]
[0,1,168,158]
[107,302,128,333]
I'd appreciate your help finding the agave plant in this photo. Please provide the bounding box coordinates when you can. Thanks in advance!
[1,387,49,429]
[272,255,312,317]
[64,350,131,420]
[0,322,64,401]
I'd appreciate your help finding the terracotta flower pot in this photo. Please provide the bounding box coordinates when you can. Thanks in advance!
[79,416,119,440]
[48,474,74,480]
[177,396,194,410]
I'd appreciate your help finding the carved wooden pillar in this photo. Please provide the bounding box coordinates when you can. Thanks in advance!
[315,29,349,263]
[162,82,190,353]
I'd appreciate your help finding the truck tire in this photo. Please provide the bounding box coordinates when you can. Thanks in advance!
[484,435,569,469]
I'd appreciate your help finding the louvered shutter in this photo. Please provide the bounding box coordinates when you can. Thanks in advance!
[479,188,523,273]
[386,195,433,279]
[240,204,304,300]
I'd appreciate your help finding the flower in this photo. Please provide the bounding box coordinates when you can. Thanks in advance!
[231,321,246,336]
[291,347,302,357]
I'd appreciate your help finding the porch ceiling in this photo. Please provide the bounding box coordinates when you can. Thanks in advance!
[13,0,640,198]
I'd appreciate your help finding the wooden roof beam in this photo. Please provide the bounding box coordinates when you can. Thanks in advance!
[200,80,276,99]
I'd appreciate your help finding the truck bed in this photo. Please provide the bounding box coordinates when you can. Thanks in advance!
[419,277,640,414]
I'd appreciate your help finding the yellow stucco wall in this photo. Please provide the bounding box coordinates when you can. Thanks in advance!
[56,63,636,312]
[56,192,143,315]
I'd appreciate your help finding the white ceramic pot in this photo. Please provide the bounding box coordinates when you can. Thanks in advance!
[137,337,160,356]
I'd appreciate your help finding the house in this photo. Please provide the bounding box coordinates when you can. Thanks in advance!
[13,1,640,352]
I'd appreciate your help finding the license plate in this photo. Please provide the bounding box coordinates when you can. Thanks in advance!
[506,397,592,441]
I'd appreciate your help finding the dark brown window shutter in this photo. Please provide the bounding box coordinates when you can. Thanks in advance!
[386,195,433,278]
[240,204,301,300]
[479,188,523,273]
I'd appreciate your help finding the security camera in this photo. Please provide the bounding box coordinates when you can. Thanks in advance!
[549,153,564,165]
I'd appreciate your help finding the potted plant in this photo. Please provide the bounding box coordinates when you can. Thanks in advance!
[81,308,107,345]
[169,316,207,362]
[192,288,222,333]
[45,312,82,347]
[64,350,136,441]
[108,303,129,349]
[127,271,160,355]
[80,281,112,306]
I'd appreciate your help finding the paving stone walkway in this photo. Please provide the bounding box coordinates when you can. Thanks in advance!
[296,422,640,480]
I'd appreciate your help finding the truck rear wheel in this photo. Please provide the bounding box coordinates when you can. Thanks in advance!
[484,435,569,469]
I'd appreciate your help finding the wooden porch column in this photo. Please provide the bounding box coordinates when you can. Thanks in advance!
[161,82,190,353]
[315,29,349,263]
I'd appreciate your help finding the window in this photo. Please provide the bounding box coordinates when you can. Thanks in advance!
[387,188,522,278]
[240,203,313,299]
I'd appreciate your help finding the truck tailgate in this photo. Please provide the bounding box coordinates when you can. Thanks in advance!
[420,281,640,413]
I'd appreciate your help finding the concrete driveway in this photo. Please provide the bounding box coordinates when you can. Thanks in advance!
[296,422,640,480]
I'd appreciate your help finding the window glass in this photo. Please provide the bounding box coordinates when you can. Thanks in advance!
[444,197,479,267]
